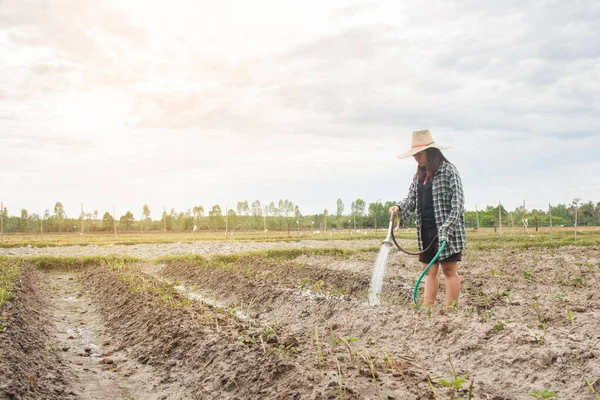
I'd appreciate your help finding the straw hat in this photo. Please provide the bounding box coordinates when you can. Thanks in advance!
[397,130,450,159]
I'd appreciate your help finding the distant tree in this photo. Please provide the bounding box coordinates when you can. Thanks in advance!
[268,202,278,217]
[279,199,294,234]
[336,198,344,218]
[579,201,596,226]
[54,201,65,233]
[227,208,238,230]
[209,204,224,230]
[251,200,263,229]
[102,212,114,231]
[142,204,151,220]
[18,209,29,232]
[368,200,385,231]
[351,198,366,229]
[193,205,204,219]
[120,211,135,230]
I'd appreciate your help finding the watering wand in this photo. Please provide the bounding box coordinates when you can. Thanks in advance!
[386,208,447,306]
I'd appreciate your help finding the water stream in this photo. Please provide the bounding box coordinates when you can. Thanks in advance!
[368,243,392,305]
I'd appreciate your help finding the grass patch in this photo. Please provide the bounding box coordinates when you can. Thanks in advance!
[26,255,143,271]
[0,257,21,310]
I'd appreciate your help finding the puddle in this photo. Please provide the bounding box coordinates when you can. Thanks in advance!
[173,284,249,320]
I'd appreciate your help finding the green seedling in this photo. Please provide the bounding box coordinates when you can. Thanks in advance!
[491,321,505,334]
[584,377,600,400]
[564,306,576,334]
[271,344,297,360]
[312,326,324,369]
[531,322,547,345]
[335,357,344,400]
[437,355,468,400]
[531,302,547,324]
[237,335,256,347]
[521,270,535,281]
[333,336,359,346]
[552,293,568,302]
[427,377,438,398]
[360,348,383,400]
[529,388,556,399]
[336,336,361,372]
[569,276,586,286]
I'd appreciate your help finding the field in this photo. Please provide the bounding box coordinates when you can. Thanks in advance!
[1,228,599,399]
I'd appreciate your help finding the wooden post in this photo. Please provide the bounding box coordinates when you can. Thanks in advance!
[535,216,538,232]
[549,203,552,238]
[498,201,502,236]
[511,212,515,237]
[163,207,166,234]
[81,203,84,234]
[40,217,43,240]
[113,204,117,237]
[1,201,3,243]
[475,203,480,231]
[522,200,526,236]
[225,207,228,241]
[574,206,578,240]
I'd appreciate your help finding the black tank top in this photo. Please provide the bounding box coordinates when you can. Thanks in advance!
[420,178,436,230]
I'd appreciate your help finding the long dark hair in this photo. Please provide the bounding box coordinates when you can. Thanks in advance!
[417,148,450,182]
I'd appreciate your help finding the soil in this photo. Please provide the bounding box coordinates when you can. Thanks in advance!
[1,241,599,399]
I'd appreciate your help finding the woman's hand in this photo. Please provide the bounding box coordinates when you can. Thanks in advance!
[389,205,400,215]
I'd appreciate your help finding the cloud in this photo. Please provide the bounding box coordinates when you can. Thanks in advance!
[0,0,598,217]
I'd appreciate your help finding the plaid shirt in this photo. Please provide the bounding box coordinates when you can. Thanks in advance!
[397,161,466,260]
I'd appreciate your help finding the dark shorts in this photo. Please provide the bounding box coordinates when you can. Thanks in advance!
[419,228,462,264]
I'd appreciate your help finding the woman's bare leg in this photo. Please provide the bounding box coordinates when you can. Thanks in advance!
[441,261,461,306]
[423,263,440,306]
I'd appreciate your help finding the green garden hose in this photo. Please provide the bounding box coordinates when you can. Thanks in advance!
[413,240,447,306]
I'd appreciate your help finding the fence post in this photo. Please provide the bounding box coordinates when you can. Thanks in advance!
[574,207,578,241]
[498,201,502,237]
[1,201,4,243]
[522,200,526,236]
[549,203,552,238]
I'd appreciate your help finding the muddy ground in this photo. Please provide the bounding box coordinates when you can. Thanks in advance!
[1,241,599,399]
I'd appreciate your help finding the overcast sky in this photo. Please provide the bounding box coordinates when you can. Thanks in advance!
[1,0,599,219]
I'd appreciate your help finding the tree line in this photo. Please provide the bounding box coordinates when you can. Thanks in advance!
[0,198,598,234]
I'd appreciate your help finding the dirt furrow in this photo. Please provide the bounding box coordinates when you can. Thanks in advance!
[45,271,184,400]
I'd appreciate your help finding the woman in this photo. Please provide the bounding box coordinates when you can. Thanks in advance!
[389,130,466,306]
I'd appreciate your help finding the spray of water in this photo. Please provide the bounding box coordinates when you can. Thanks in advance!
[368,242,392,305]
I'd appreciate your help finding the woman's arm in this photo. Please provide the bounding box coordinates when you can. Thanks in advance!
[395,176,418,225]
[438,167,465,243]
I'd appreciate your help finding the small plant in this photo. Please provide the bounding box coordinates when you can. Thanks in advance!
[531,322,547,345]
[237,334,256,347]
[529,388,556,399]
[584,377,600,400]
[564,306,576,332]
[569,276,586,287]
[360,348,383,400]
[436,356,469,400]
[312,326,324,371]
[521,270,535,281]
[335,357,344,400]
[491,321,505,334]
[531,302,547,324]
[552,293,568,302]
